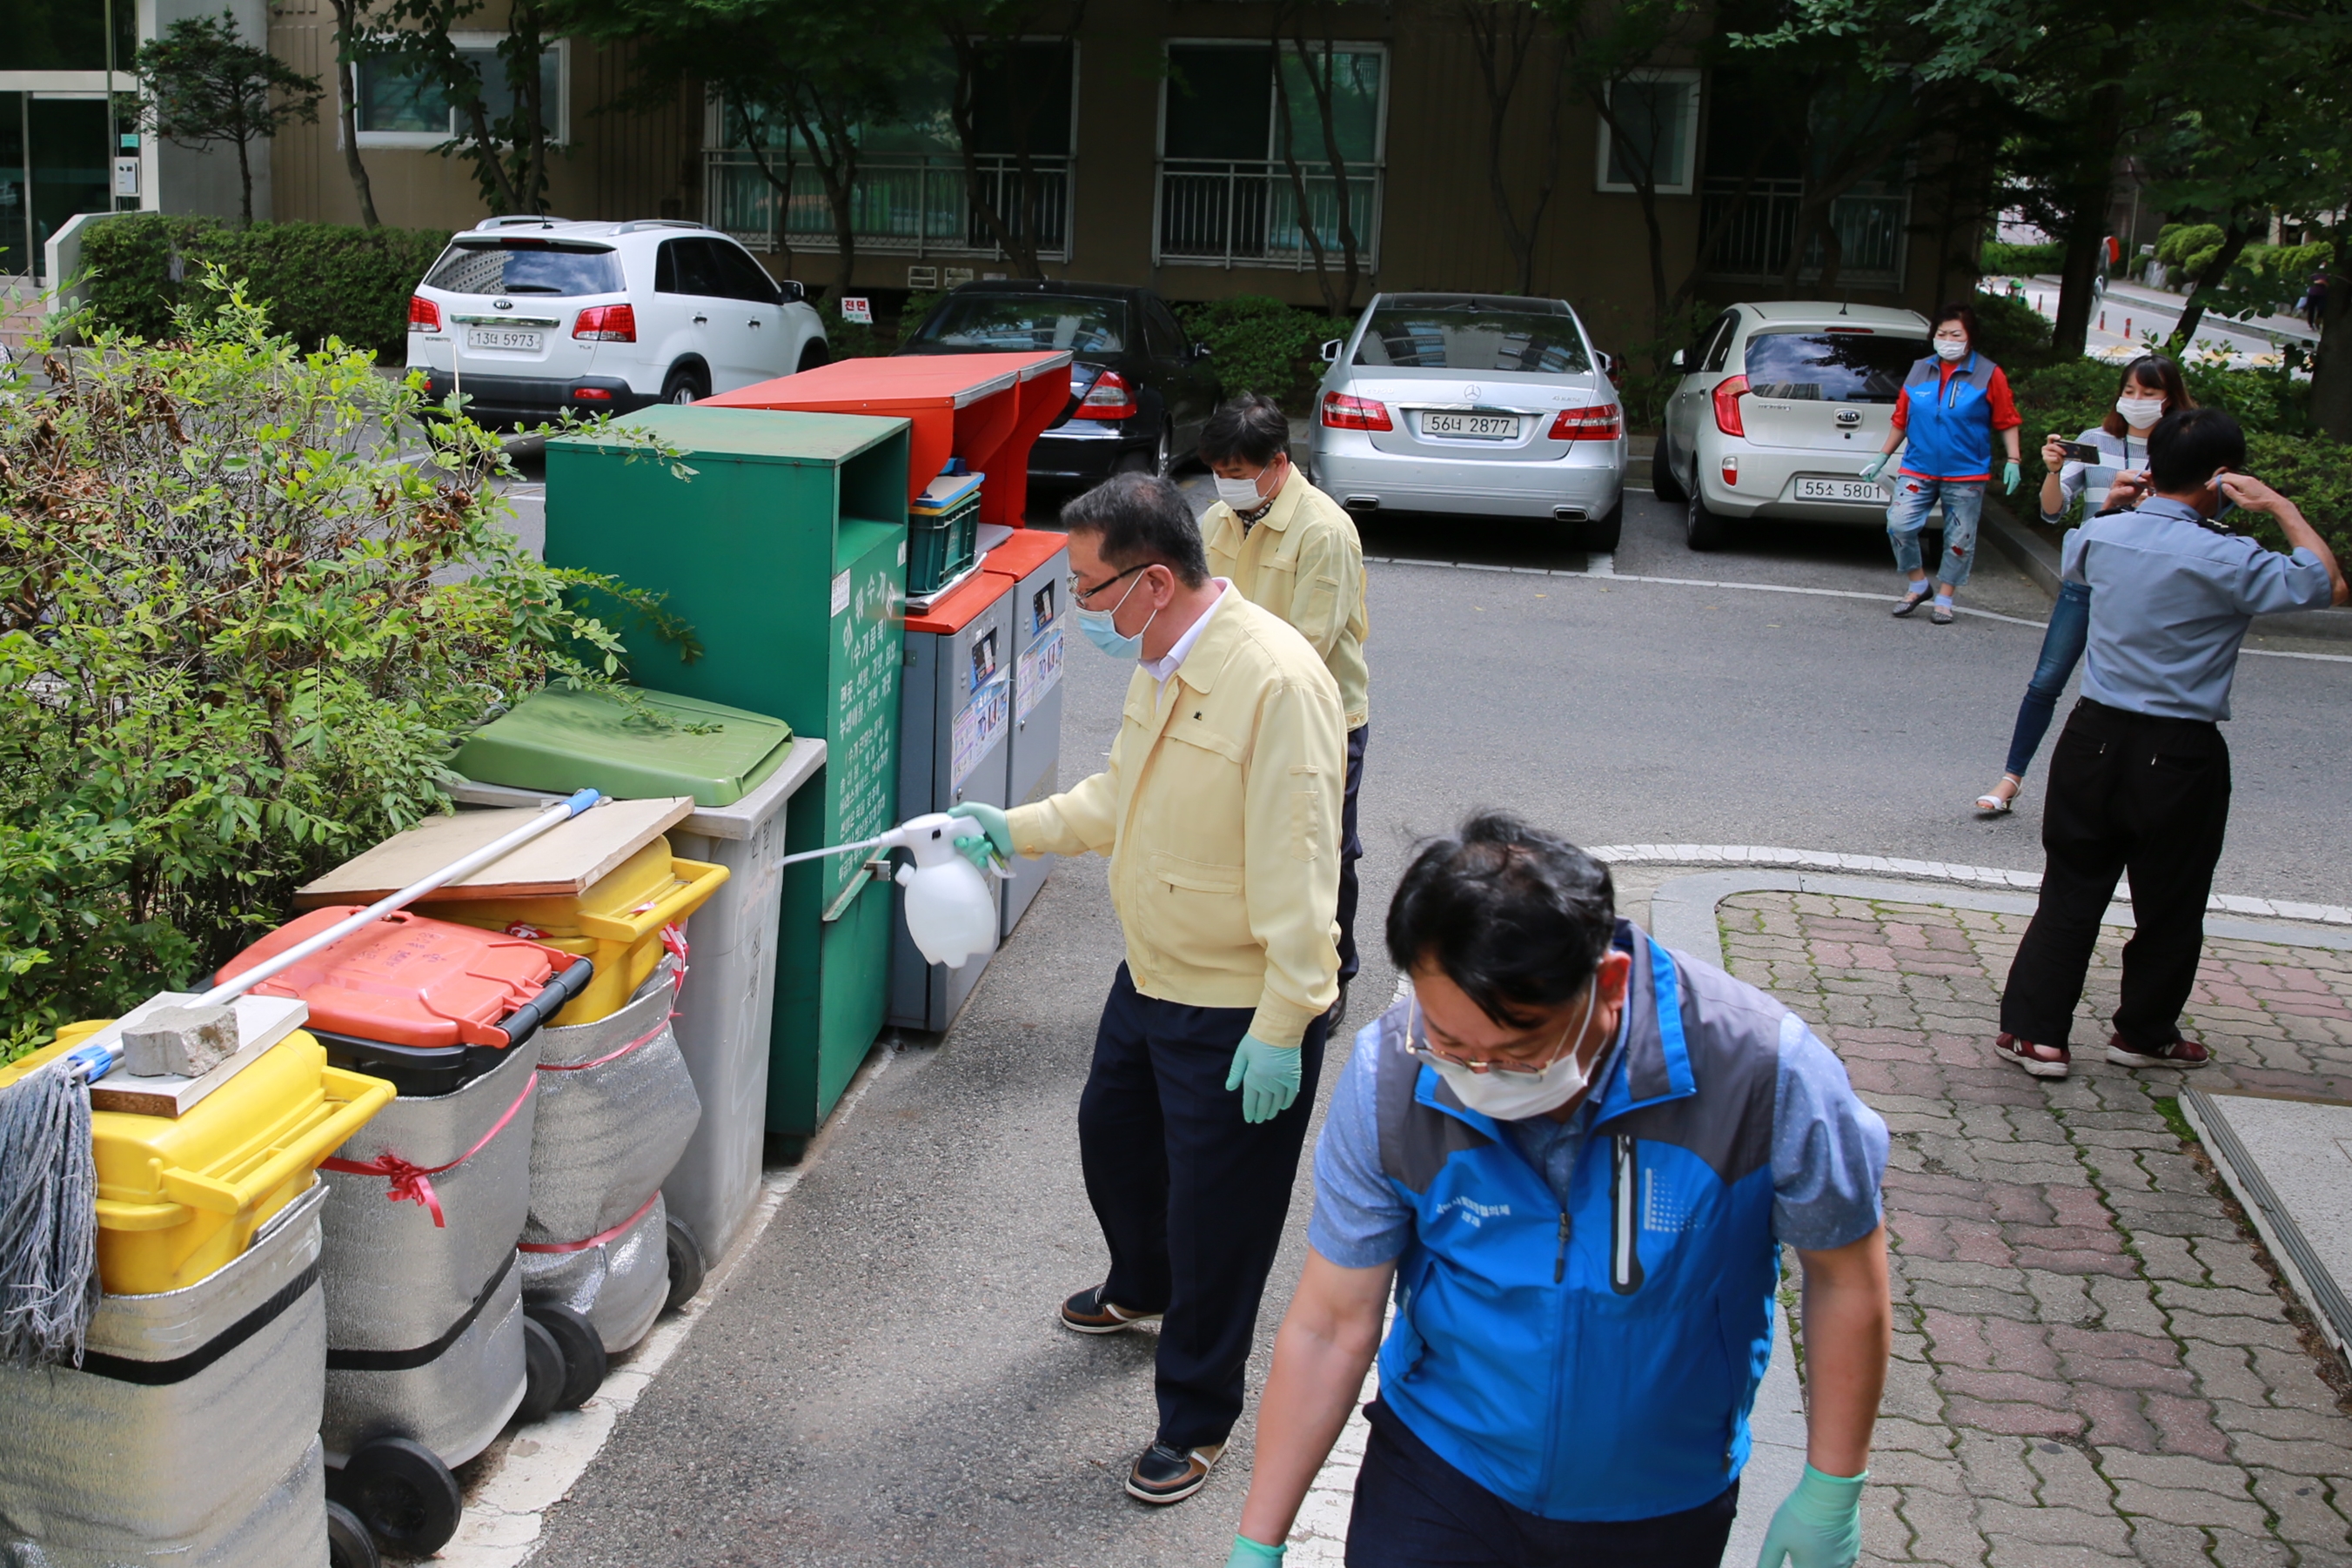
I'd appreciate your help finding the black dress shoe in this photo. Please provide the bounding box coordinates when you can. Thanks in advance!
[1060,1283,1160,1335]
[1126,1440,1223,1504]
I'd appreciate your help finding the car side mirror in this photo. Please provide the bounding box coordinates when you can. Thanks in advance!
[1669,349,1686,370]
[781,279,806,303]
[1191,341,1213,361]
[1321,338,1342,363]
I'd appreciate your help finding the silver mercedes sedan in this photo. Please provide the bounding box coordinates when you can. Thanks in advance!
[1307,292,1628,550]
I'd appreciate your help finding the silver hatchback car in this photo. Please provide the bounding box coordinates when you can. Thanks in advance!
[1652,302,1930,551]
[1308,292,1628,550]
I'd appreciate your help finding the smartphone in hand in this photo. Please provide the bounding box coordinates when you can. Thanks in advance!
[2057,440,2102,465]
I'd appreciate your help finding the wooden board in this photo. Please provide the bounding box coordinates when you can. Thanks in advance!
[293,797,694,906]
[87,995,312,1118]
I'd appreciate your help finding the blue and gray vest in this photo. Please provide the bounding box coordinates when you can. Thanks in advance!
[1897,350,2000,480]
[1373,921,1786,1521]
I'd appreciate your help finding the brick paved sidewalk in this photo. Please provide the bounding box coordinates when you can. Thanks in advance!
[1719,891,2352,1567]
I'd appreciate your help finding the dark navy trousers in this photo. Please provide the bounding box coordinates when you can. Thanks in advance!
[1337,723,1369,986]
[1078,964,1329,1450]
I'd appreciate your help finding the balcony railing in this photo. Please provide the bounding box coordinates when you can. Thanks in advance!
[704,150,1070,260]
[1155,158,1382,270]
[1701,178,1909,289]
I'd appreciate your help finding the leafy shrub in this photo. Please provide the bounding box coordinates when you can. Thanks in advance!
[0,274,675,1055]
[2155,223,2227,278]
[1176,296,1336,412]
[80,215,451,360]
[2241,432,2352,566]
[1969,290,2058,372]
[1980,239,2064,277]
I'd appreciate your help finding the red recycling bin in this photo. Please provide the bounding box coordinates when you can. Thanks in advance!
[703,352,1072,531]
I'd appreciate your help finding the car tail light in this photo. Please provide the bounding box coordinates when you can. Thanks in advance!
[573,304,636,342]
[1722,455,1739,486]
[1320,392,1393,432]
[1075,369,1136,419]
[408,295,441,333]
[1712,374,1748,437]
[572,386,613,401]
[1547,405,1622,441]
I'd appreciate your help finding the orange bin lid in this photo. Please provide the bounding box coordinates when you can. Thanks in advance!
[704,351,1071,530]
[905,565,1011,635]
[218,907,574,1048]
[980,526,1068,583]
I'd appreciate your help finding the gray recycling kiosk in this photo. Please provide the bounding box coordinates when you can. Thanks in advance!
[889,569,1015,1031]
[989,531,1070,937]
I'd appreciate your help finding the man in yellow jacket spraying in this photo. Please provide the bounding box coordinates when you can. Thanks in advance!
[950,472,1347,1509]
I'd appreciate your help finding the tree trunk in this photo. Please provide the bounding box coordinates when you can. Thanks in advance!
[2049,78,2125,358]
[2167,222,2250,355]
[516,4,549,213]
[460,93,521,212]
[787,94,858,298]
[2308,224,2352,441]
[327,0,379,228]
[1464,3,1537,291]
[1268,39,1340,315]
[237,133,254,226]
[1297,36,1364,313]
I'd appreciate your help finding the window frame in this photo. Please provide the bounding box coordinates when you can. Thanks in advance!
[1594,67,1700,197]
[353,32,570,151]
[1156,38,1390,171]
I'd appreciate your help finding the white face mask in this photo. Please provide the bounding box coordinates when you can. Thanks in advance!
[1933,338,1968,362]
[1214,472,1269,512]
[2115,396,2165,429]
[1422,982,1601,1122]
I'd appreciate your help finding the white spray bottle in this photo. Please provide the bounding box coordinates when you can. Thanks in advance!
[775,812,1005,968]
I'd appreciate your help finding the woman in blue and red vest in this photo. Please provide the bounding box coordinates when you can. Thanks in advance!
[1859,304,2024,626]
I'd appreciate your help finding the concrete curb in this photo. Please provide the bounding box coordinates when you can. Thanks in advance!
[1980,495,2352,643]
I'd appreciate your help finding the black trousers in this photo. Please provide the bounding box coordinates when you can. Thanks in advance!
[1338,723,1370,987]
[1344,1402,1739,1567]
[1078,964,1329,1450]
[2000,699,2231,1050]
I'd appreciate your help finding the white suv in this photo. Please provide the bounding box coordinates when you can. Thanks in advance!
[405,217,828,425]
[1652,302,1929,550]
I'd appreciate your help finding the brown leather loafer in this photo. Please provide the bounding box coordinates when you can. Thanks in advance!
[1060,1284,1160,1335]
[1994,1032,2070,1079]
[1126,1440,1223,1504]
[2106,1033,2211,1069]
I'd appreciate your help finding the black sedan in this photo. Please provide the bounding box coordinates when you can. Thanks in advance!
[895,280,1217,486]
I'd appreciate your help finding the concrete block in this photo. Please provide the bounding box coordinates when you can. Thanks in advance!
[120,1002,238,1078]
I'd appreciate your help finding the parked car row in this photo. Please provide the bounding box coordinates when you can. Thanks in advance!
[405,218,1919,555]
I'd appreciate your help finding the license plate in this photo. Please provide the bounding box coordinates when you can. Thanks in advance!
[1797,476,1886,502]
[466,327,543,352]
[1421,412,1518,439]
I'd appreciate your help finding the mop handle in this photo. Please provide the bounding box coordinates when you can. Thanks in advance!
[190,788,605,1011]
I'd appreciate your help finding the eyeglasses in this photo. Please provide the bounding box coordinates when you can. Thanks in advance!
[1071,562,1148,608]
[1404,994,1578,1077]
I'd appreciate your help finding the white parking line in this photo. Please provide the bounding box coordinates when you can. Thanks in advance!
[1362,555,2352,660]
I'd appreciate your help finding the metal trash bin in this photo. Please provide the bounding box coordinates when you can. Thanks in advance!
[0,1184,335,1568]
[519,962,700,1352]
[890,568,1015,1031]
[982,527,1070,937]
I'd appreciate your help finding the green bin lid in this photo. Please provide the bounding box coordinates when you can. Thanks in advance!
[452,687,795,807]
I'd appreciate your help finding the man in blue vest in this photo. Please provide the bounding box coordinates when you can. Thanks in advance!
[1223,814,1891,1567]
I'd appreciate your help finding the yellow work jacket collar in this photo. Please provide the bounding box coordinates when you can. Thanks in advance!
[1158,584,1248,704]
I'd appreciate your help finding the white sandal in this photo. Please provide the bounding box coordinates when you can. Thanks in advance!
[1974,777,2020,815]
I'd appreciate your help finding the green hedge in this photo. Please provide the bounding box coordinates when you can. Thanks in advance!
[1980,239,2065,278]
[80,216,452,359]
[1176,296,1337,413]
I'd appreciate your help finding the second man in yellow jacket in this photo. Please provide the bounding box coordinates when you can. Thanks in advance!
[1200,393,1370,1019]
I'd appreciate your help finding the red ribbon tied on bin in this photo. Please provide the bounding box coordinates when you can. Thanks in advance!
[320,1072,538,1229]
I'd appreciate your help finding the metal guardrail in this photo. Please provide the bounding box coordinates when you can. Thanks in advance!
[1701,178,1908,289]
[1155,158,1381,270]
[704,150,1070,260]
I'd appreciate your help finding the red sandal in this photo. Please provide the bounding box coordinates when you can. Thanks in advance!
[1994,1033,2070,1079]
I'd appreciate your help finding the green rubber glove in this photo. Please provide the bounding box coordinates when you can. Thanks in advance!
[1224,1033,1301,1124]
[1859,452,1892,484]
[2003,459,2022,493]
[945,801,1013,873]
[1757,1464,1866,1568]
[1226,1536,1286,1566]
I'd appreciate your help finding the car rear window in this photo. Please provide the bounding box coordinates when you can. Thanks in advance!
[1742,331,1923,404]
[909,295,1127,352]
[424,241,624,298]
[1353,304,1590,374]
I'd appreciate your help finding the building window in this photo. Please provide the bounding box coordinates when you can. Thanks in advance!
[703,42,1075,261]
[1595,69,1699,195]
[354,37,566,150]
[1156,41,1385,269]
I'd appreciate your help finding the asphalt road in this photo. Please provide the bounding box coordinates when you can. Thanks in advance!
[526,483,2349,1568]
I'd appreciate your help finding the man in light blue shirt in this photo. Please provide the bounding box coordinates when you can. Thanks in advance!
[1997,408,2346,1080]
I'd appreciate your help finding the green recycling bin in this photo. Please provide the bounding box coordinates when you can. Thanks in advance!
[453,686,795,808]
[543,406,910,1153]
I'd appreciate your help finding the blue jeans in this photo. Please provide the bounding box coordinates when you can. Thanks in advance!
[1886,475,1986,588]
[2003,580,2092,778]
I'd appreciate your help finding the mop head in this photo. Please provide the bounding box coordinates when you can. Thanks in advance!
[0,1061,100,1367]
